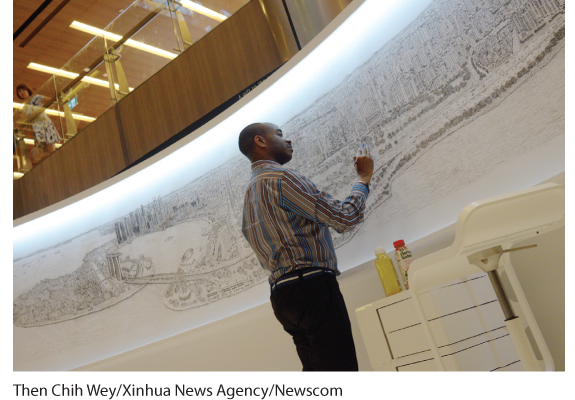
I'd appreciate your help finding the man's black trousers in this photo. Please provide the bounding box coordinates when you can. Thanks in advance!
[270,271,359,371]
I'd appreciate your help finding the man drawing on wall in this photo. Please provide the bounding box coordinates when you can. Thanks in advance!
[239,122,374,371]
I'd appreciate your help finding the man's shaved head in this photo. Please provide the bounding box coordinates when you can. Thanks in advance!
[238,123,268,159]
[238,122,293,164]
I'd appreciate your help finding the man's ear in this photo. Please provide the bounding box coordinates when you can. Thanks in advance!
[254,135,266,148]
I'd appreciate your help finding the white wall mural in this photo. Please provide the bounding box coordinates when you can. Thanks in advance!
[13,0,564,370]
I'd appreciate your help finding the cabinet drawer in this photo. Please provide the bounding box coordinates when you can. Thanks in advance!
[377,297,420,333]
[386,324,430,358]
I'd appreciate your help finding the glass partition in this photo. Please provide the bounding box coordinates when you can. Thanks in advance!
[54,34,112,140]
[170,0,232,45]
[13,0,250,179]
[103,1,179,93]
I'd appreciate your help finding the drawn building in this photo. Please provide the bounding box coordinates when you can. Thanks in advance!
[105,253,124,281]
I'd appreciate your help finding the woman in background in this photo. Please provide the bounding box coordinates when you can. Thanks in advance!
[16,83,61,164]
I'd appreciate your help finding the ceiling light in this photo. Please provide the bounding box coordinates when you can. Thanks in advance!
[70,21,177,59]
[29,63,77,79]
[18,138,63,147]
[27,63,134,92]
[13,102,96,122]
[178,0,227,22]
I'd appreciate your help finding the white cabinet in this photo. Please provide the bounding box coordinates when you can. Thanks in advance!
[356,183,562,371]
[356,272,523,371]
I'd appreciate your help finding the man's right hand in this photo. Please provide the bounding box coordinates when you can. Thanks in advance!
[354,145,374,184]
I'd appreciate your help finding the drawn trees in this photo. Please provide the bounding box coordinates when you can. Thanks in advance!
[13,263,105,327]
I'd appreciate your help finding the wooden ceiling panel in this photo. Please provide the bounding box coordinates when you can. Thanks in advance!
[13,0,133,102]
[13,0,56,34]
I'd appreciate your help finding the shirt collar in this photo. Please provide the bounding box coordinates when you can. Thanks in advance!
[251,159,282,172]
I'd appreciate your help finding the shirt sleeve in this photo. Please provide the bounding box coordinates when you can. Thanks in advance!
[280,168,369,234]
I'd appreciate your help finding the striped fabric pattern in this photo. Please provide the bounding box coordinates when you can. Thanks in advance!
[242,160,369,284]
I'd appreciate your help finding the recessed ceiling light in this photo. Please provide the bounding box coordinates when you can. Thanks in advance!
[13,102,96,122]
[70,21,177,59]
[27,62,133,91]
[179,0,227,22]
[83,68,90,72]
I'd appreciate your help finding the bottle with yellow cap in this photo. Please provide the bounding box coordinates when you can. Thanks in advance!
[374,247,402,297]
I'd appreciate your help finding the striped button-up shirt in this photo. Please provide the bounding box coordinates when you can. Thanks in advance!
[242,160,370,284]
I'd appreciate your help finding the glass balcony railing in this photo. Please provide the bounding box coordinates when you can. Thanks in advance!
[13,0,247,179]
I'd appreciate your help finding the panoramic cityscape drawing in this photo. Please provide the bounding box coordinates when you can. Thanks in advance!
[14,0,564,369]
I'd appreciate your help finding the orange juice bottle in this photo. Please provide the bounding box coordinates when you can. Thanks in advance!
[374,247,402,297]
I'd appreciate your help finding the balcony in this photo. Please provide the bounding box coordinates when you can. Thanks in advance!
[14,0,338,219]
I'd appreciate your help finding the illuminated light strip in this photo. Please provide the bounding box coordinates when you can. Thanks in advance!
[14,172,24,179]
[13,102,96,122]
[27,63,134,92]
[70,21,177,60]
[19,138,62,147]
[178,0,227,22]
